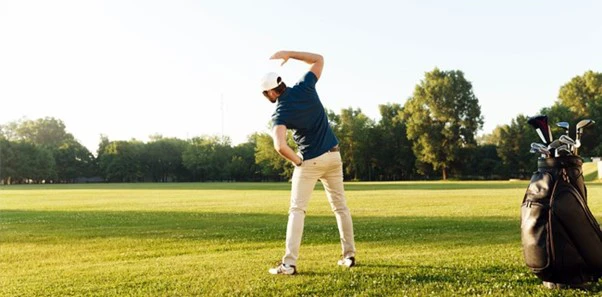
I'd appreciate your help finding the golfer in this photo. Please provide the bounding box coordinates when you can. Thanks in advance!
[261,50,356,275]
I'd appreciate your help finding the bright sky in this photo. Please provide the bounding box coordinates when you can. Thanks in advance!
[1,0,601,153]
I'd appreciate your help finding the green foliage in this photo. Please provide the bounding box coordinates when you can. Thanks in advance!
[494,115,538,179]
[403,68,484,179]
[98,140,147,182]
[253,132,295,180]
[146,137,191,182]
[54,139,96,182]
[2,70,600,183]
[477,126,503,146]
[0,141,55,183]
[451,145,503,180]
[5,117,71,146]
[371,104,415,180]
[539,103,578,138]
[228,140,262,181]
[0,117,95,183]
[556,70,602,157]
[558,70,602,118]
[182,136,234,181]
[0,137,14,183]
[333,108,375,180]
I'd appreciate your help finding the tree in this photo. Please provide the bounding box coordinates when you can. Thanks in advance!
[98,140,147,182]
[373,103,415,180]
[557,71,602,156]
[254,132,295,181]
[9,117,71,146]
[1,117,96,182]
[558,71,602,118]
[0,137,15,184]
[8,142,55,183]
[494,115,538,179]
[335,108,374,180]
[0,124,18,141]
[229,137,261,181]
[50,139,96,182]
[96,134,111,160]
[451,145,502,180]
[474,130,506,180]
[182,136,233,181]
[403,68,484,180]
[146,136,190,182]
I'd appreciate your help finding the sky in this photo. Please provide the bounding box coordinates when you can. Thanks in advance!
[1,0,601,154]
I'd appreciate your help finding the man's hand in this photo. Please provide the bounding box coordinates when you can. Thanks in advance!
[272,125,303,166]
[269,50,324,79]
[270,51,290,66]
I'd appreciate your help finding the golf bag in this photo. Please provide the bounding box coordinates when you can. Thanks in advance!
[521,156,602,285]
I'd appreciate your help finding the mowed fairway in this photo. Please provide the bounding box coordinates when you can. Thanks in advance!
[2,182,602,296]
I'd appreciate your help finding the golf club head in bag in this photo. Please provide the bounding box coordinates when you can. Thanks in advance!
[557,122,570,136]
[547,139,562,157]
[574,119,596,155]
[528,115,553,145]
[530,142,551,158]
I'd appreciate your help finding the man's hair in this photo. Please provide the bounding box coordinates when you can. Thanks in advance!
[262,77,287,100]
[273,81,287,95]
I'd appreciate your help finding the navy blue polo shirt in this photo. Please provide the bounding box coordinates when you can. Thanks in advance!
[271,71,338,160]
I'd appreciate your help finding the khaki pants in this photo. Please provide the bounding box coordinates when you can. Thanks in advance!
[282,151,356,266]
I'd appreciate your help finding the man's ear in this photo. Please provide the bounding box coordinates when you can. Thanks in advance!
[267,90,278,103]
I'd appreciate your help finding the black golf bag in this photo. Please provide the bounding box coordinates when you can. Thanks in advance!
[521,156,602,285]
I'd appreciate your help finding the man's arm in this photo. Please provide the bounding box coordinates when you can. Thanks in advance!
[270,50,324,80]
[272,125,303,166]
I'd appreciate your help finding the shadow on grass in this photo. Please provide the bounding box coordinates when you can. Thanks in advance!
[304,263,533,283]
[300,263,602,294]
[1,210,518,246]
[0,182,292,191]
[585,171,600,182]
[344,182,529,191]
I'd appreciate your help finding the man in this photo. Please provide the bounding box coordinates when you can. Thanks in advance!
[261,50,356,275]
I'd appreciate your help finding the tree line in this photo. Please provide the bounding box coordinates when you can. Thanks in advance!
[1,69,600,184]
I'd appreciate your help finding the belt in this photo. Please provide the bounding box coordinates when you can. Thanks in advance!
[329,145,340,152]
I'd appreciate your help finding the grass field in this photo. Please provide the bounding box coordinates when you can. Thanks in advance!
[2,181,602,296]
[583,161,601,181]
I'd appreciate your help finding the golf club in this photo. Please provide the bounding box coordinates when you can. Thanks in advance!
[528,115,553,145]
[558,135,576,153]
[556,122,570,136]
[555,144,572,157]
[574,119,595,155]
[530,142,551,158]
[530,147,547,158]
[547,139,562,157]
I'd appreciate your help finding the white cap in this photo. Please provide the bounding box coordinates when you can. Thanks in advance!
[260,72,282,91]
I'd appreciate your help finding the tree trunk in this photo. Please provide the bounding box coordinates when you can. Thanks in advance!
[442,167,447,180]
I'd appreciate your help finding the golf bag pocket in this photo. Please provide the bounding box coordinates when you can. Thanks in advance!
[521,200,549,271]
[552,180,602,271]
[521,171,553,271]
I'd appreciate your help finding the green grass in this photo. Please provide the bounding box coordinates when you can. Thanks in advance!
[584,161,600,182]
[2,181,602,296]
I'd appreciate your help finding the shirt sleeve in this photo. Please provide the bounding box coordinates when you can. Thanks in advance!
[298,71,317,90]
[272,114,286,127]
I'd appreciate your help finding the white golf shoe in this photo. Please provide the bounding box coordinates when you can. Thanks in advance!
[337,257,356,268]
[269,263,297,275]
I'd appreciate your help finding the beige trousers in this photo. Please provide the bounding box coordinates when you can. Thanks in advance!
[282,151,356,266]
